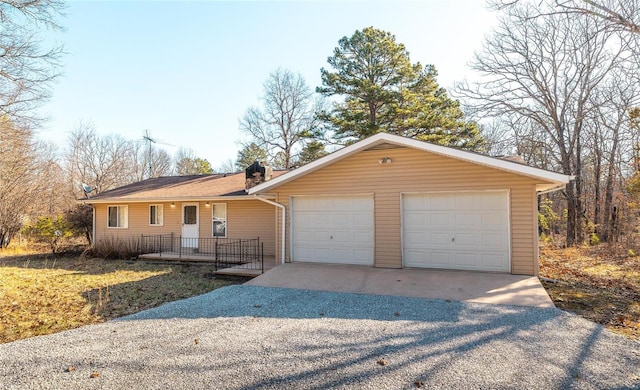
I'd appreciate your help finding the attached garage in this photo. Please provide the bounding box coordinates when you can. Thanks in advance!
[249,133,572,276]
[291,195,374,265]
[402,191,510,272]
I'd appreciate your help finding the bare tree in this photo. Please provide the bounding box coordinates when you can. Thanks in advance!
[583,74,638,242]
[240,68,319,169]
[457,2,631,245]
[0,118,57,247]
[130,142,172,181]
[35,142,69,215]
[173,147,213,175]
[491,1,640,34]
[66,122,137,197]
[477,120,517,157]
[0,0,65,126]
[217,159,236,174]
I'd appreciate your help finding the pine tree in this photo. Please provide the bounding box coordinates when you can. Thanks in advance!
[317,27,483,150]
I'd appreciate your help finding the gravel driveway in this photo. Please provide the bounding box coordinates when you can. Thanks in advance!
[1,285,638,389]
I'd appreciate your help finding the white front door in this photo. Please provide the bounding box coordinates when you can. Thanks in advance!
[402,191,510,272]
[181,203,199,248]
[291,195,374,265]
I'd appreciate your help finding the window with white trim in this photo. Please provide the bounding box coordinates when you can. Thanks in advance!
[212,203,227,237]
[149,204,163,226]
[107,205,128,228]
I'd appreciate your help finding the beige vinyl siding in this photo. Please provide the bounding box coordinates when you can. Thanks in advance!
[272,147,546,275]
[94,200,277,256]
[96,203,180,238]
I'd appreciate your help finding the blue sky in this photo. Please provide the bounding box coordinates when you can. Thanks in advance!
[38,1,497,170]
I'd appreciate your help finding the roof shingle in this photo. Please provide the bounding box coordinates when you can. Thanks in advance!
[85,171,287,203]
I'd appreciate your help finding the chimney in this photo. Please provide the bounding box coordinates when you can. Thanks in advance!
[245,161,271,190]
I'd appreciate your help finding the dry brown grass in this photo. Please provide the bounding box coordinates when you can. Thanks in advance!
[0,250,246,344]
[540,245,640,340]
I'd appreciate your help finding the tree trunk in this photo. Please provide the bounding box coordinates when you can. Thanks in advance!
[593,145,602,238]
[602,126,620,242]
[566,181,577,246]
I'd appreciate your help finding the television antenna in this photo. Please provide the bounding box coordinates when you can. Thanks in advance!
[141,129,174,147]
[140,129,174,178]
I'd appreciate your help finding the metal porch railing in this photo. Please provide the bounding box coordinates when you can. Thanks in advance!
[138,234,264,273]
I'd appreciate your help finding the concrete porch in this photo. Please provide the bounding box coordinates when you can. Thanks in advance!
[138,253,278,276]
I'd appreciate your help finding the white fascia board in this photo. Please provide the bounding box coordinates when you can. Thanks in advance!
[249,133,573,194]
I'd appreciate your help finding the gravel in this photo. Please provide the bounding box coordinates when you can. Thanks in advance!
[1,285,639,389]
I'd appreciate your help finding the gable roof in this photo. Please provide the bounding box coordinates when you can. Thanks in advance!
[248,133,573,194]
[84,171,287,204]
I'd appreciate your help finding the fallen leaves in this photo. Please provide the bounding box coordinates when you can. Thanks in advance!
[540,246,640,340]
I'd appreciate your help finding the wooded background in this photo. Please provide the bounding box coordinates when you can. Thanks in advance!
[1,0,639,251]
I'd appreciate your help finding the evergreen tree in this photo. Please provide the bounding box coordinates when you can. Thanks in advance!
[296,140,329,166]
[317,27,483,150]
[236,143,268,170]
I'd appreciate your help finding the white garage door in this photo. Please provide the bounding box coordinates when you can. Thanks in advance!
[291,195,374,265]
[403,191,510,272]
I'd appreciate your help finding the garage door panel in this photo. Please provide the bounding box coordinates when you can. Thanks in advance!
[294,199,320,211]
[332,233,352,243]
[293,213,314,225]
[428,195,454,210]
[292,195,374,265]
[333,214,349,226]
[352,231,372,243]
[482,213,506,227]
[482,253,509,269]
[296,230,316,242]
[406,232,452,247]
[352,213,373,227]
[454,232,481,247]
[430,251,454,267]
[457,252,477,267]
[455,212,482,227]
[353,249,371,262]
[430,212,453,227]
[482,193,504,209]
[404,231,426,245]
[481,232,507,248]
[403,195,425,210]
[455,193,482,209]
[404,212,425,226]
[314,248,331,260]
[403,191,510,272]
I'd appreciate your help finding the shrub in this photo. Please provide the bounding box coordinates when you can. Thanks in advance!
[65,204,93,245]
[92,237,142,259]
[21,215,73,253]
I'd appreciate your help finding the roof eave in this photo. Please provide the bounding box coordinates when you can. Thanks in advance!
[80,193,273,204]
